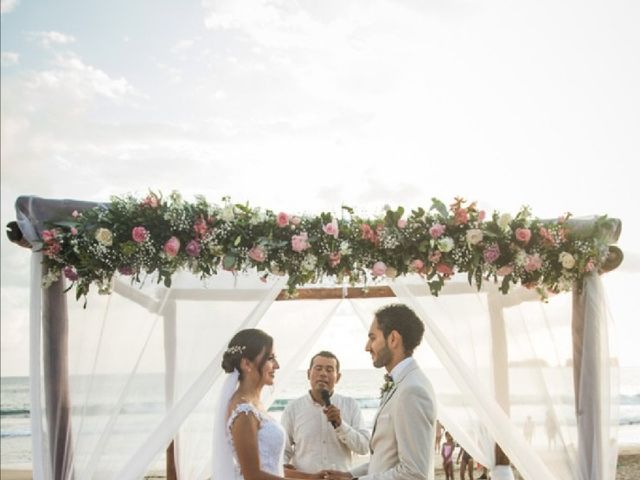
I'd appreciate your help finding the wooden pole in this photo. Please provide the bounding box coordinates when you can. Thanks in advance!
[43,271,74,479]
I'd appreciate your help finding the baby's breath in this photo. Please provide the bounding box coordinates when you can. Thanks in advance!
[37,193,617,303]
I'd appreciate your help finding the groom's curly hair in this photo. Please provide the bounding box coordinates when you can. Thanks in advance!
[374,304,425,356]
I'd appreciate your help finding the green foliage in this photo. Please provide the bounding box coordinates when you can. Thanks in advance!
[37,192,616,304]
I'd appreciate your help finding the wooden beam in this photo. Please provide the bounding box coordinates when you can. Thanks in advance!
[275,285,395,300]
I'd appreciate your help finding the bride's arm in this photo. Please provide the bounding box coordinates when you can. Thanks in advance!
[284,466,325,479]
[231,413,285,480]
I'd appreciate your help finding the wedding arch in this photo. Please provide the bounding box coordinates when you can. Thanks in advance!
[8,193,625,480]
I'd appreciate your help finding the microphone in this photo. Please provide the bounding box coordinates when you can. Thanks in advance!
[320,389,338,428]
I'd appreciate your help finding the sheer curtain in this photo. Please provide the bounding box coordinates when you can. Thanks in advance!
[29,266,289,479]
[390,274,619,480]
[174,295,344,479]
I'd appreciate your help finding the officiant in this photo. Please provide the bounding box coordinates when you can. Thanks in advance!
[282,351,370,476]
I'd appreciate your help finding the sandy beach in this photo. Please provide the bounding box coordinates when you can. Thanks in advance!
[2,449,639,480]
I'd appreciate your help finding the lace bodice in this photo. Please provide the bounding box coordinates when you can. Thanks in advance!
[227,402,285,479]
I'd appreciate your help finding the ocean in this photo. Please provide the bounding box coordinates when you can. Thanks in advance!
[2,368,639,469]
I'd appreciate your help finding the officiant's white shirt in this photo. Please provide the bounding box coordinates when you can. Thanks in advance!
[282,392,370,472]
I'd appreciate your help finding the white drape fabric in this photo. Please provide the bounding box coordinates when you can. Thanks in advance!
[390,274,619,480]
[177,298,343,479]
[211,370,240,480]
[28,266,621,480]
[574,274,618,480]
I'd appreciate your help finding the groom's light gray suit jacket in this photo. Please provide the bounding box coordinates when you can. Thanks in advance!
[351,358,436,480]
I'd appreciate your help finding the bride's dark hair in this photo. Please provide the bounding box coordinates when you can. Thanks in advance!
[221,328,273,379]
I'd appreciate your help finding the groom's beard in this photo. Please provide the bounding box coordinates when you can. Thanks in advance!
[373,343,392,369]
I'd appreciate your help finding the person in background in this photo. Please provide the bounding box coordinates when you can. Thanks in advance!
[441,431,455,480]
[523,415,535,444]
[281,351,369,477]
[455,446,473,480]
[435,420,444,453]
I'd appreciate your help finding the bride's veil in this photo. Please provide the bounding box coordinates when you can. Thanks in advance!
[212,370,239,479]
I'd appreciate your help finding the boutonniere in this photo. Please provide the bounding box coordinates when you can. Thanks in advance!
[380,373,394,398]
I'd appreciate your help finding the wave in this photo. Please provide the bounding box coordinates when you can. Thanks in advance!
[0,408,30,417]
[0,430,30,438]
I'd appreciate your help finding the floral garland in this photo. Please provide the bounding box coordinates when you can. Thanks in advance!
[37,191,616,303]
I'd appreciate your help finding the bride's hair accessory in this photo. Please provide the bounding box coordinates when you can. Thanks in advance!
[226,345,246,355]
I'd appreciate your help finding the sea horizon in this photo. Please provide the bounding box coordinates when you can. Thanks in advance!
[2,367,639,469]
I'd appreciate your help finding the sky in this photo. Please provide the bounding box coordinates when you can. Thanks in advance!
[1,0,639,376]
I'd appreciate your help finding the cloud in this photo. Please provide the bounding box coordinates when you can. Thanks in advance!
[171,39,196,53]
[0,0,19,14]
[1,51,19,66]
[29,30,77,48]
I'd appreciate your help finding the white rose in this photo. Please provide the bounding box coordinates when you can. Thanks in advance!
[339,241,352,255]
[249,208,266,225]
[498,213,512,230]
[385,266,398,278]
[302,254,317,271]
[437,237,454,253]
[466,229,483,245]
[95,228,113,246]
[559,252,576,269]
[221,205,235,222]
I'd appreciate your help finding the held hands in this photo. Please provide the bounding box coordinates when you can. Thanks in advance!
[323,405,342,427]
[321,469,352,480]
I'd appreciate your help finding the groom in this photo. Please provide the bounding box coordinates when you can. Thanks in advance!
[325,303,437,480]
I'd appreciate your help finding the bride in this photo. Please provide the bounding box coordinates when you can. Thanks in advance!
[212,328,323,480]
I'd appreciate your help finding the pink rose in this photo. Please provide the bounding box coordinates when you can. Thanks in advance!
[164,236,181,257]
[277,212,289,228]
[478,210,486,221]
[44,242,61,257]
[410,259,425,272]
[328,252,341,267]
[524,253,542,272]
[428,251,442,263]
[483,244,501,264]
[186,240,201,257]
[397,218,407,229]
[41,229,56,243]
[322,219,339,239]
[132,226,149,243]
[455,209,469,225]
[290,216,302,226]
[71,210,79,218]
[515,228,531,244]
[361,224,377,243]
[142,194,160,208]
[429,223,445,239]
[539,226,555,245]
[291,232,310,252]
[248,246,267,263]
[436,263,454,276]
[63,266,78,281]
[496,264,514,276]
[193,217,208,238]
[372,261,387,277]
[70,227,78,235]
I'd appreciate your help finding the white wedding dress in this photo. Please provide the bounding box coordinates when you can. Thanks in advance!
[226,402,285,479]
